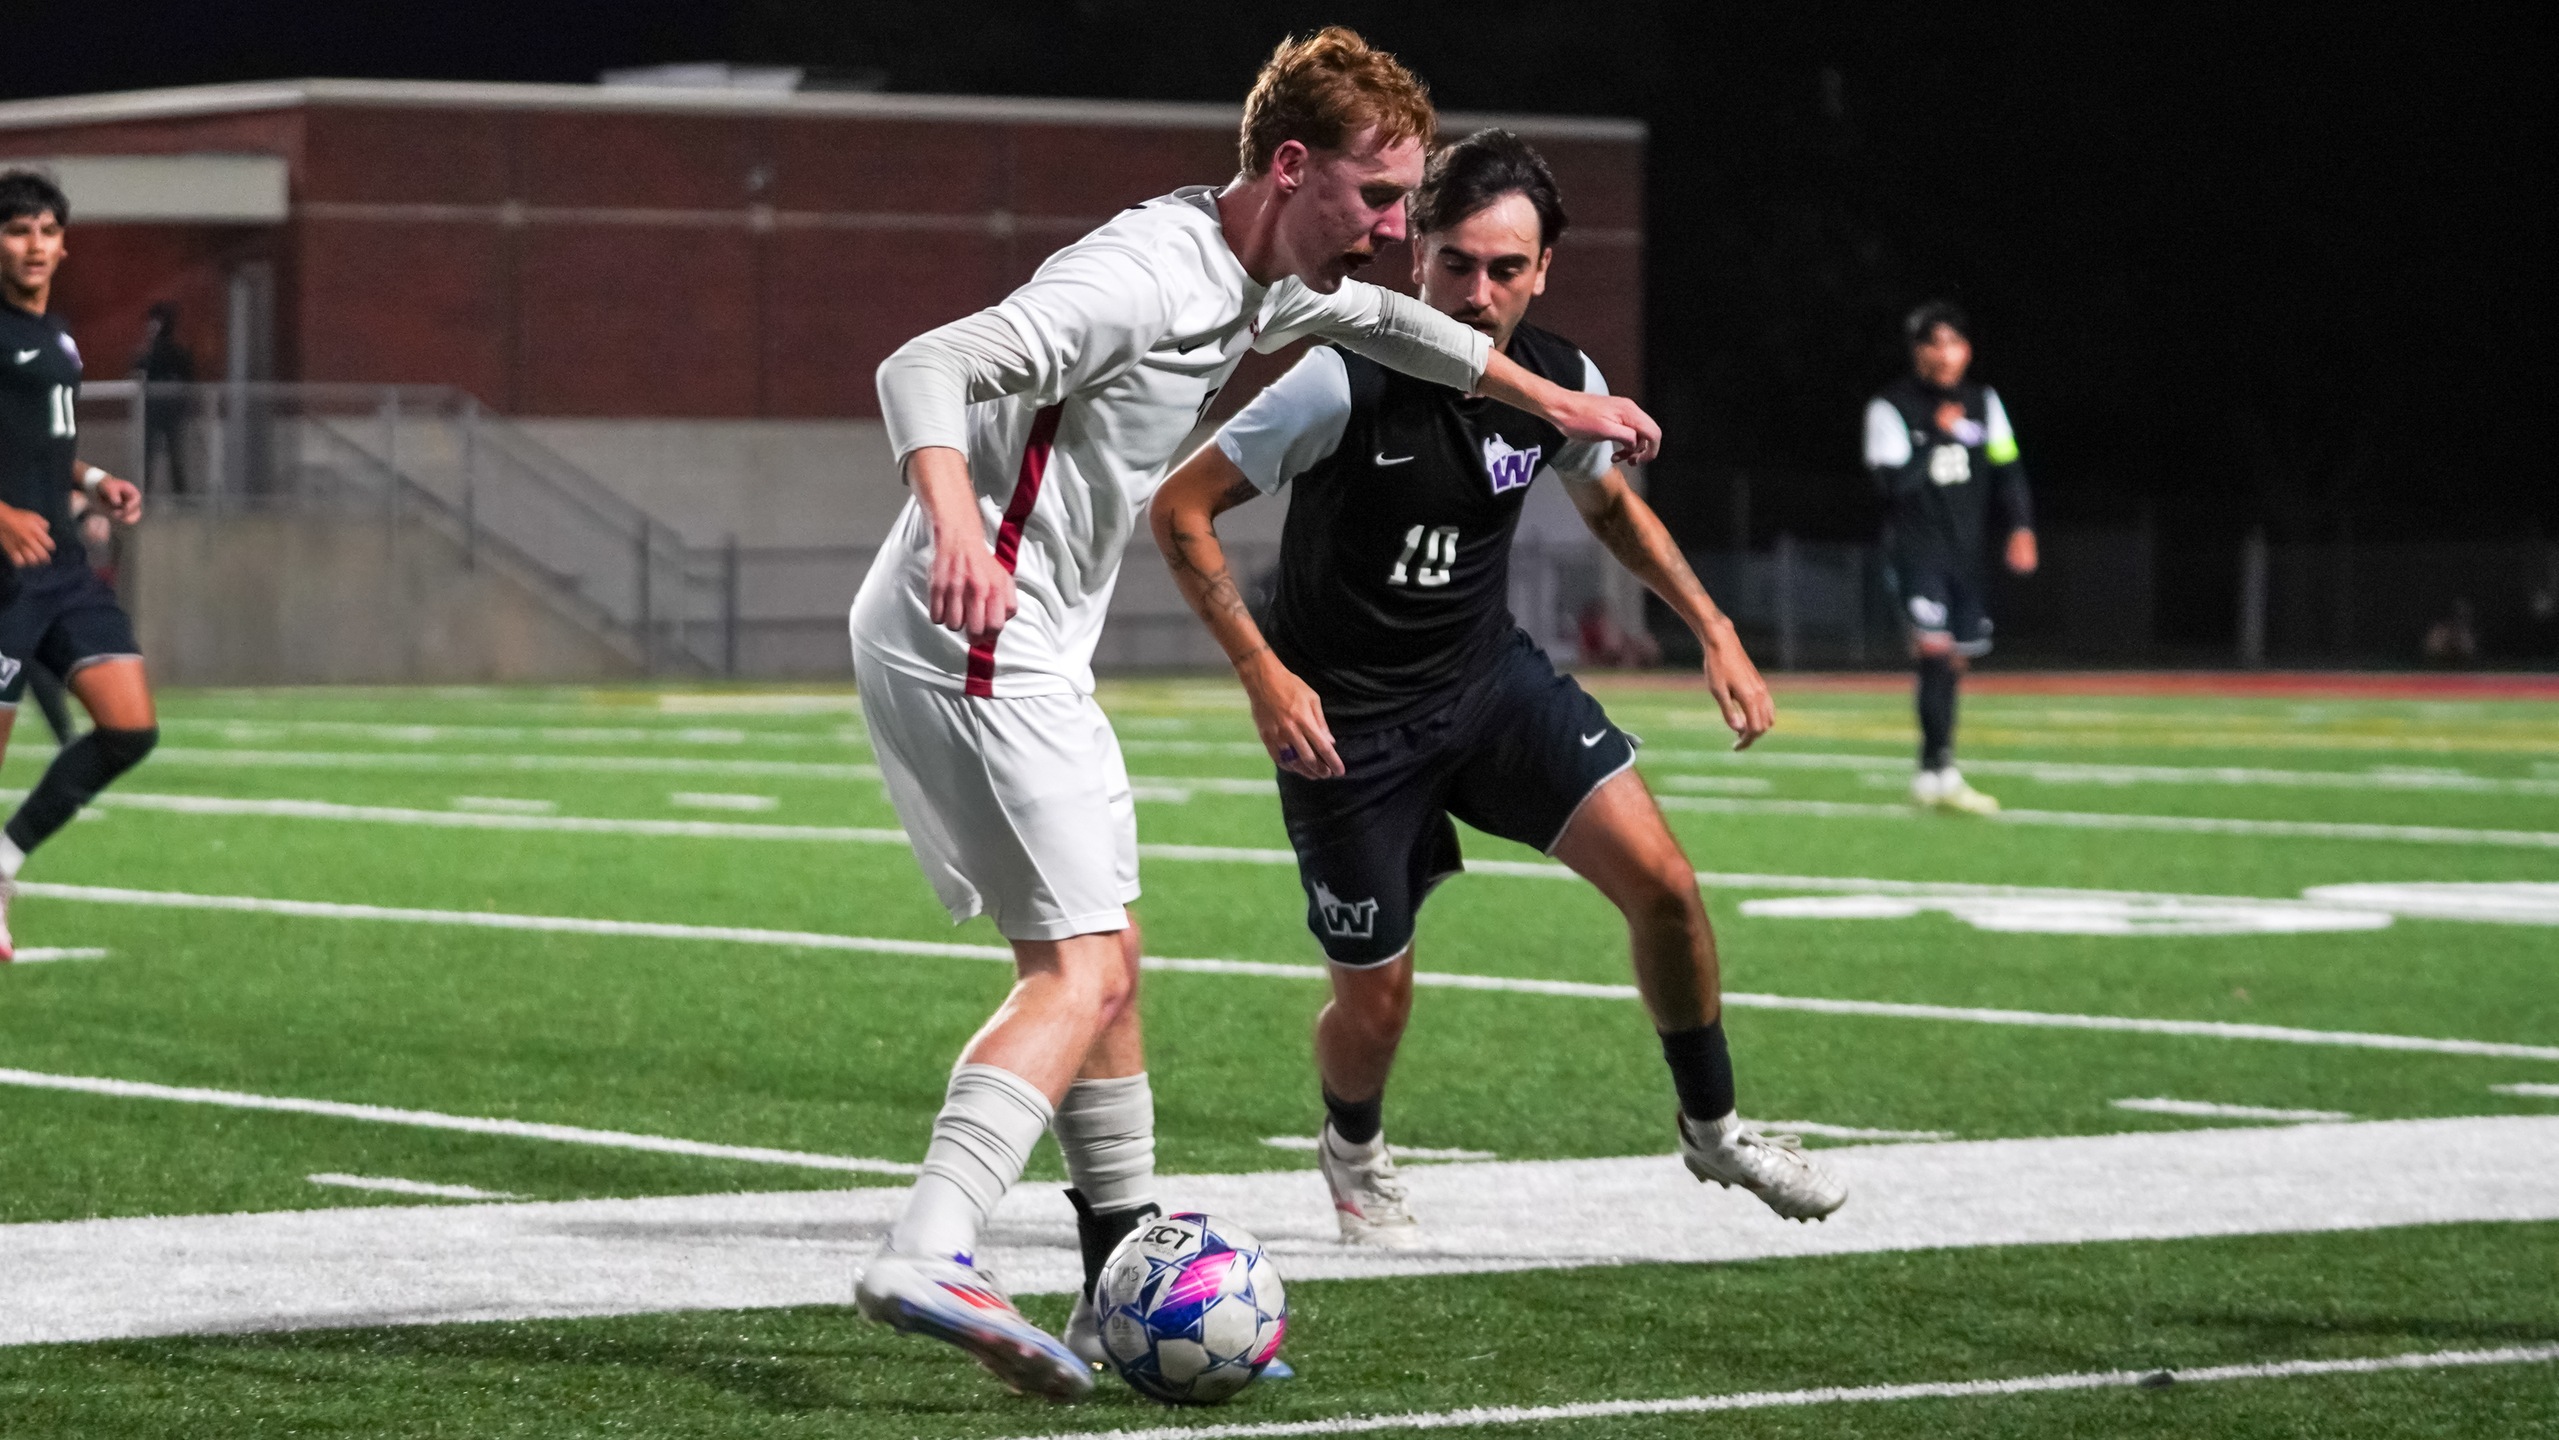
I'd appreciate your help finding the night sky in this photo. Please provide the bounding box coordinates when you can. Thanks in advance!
[25,3,2550,560]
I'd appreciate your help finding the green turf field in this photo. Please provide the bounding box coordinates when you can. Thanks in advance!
[1,676,2554,1437]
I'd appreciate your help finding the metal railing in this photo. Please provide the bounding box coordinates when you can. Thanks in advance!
[81,381,876,677]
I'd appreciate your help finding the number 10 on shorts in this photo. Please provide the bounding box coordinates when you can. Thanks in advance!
[1389,524,1457,588]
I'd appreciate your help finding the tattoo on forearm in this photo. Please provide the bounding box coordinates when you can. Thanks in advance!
[1167,519,1260,652]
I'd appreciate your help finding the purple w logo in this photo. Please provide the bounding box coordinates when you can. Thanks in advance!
[1482,434,1543,496]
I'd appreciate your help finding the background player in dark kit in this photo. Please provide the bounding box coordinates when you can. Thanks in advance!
[1864,302,2037,813]
[1153,130,1844,1244]
[0,170,158,960]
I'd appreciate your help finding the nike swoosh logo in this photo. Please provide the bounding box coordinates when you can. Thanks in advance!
[12,350,36,364]
[1374,452,1415,467]
[1580,730,1608,747]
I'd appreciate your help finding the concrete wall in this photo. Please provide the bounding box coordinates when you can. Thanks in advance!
[515,415,1298,549]
[130,510,639,683]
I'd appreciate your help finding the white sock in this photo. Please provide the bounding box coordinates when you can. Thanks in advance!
[0,835,23,881]
[888,1063,1053,1261]
[1055,1072,1157,1214]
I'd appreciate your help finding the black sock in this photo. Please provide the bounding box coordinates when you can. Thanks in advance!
[5,726,157,855]
[1916,658,1958,771]
[1064,1187,1159,1301]
[1660,1020,1736,1122]
[1322,1087,1383,1146]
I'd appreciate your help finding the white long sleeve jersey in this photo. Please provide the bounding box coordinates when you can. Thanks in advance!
[851,186,1492,698]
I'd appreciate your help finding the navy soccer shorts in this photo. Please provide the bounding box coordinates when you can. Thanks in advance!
[1274,631,1639,967]
[1889,553,1993,657]
[0,562,142,707]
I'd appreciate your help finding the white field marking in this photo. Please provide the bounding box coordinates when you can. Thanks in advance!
[991,1345,2559,1440]
[449,796,558,816]
[1119,737,1272,758]
[7,1117,2557,1346]
[23,881,2559,1064]
[157,719,762,748]
[1642,745,2559,797]
[1657,793,2559,850]
[4,948,110,964]
[2112,1098,2355,1124]
[667,791,779,812]
[1757,1119,1953,1142]
[2303,882,2559,926]
[2493,1083,2559,1098]
[0,1067,918,1176]
[76,769,2559,910]
[1741,893,2394,936]
[307,1174,524,1201]
[1655,774,1774,794]
[80,791,910,844]
[655,693,861,715]
[133,746,882,780]
[1258,1137,1498,1162]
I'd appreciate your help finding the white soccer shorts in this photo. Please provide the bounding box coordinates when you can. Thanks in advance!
[856,653,1139,942]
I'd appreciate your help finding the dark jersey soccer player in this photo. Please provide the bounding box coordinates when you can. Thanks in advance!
[0,171,158,959]
[1864,303,2036,812]
[1152,131,1843,1243]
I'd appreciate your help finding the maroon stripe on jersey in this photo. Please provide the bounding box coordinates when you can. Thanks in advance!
[964,403,1063,698]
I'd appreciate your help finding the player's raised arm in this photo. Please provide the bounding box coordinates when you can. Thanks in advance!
[1270,281,1661,465]
[1151,447,1343,779]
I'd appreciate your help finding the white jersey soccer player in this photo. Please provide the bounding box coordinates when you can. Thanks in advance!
[846,29,1660,1401]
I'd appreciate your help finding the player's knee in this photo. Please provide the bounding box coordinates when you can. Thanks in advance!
[95,725,158,776]
[1623,858,1704,935]
[1336,962,1413,1040]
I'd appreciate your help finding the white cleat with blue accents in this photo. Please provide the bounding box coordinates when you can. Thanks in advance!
[855,1249,1093,1401]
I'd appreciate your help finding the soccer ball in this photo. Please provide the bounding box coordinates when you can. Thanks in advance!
[1094,1211,1287,1405]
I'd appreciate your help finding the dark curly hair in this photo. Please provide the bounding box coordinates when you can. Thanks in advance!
[0,169,69,226]
[1905,300,1970,346]
[1410,128,1568,250]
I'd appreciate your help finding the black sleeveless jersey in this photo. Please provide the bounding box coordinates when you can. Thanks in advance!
[1266,322,1588,733]
[1871,374,2031,569]
[0,301,87,573]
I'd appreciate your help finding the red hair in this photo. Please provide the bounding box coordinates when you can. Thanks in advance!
[1239,28,1436,176]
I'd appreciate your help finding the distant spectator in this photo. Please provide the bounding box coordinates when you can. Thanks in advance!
[2422,598,2478,666]
[131,302,194,494]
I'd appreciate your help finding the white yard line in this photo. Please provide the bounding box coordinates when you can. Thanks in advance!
[159,720,768,748]
[78,791,910,844]
[4,948,109,964]
[134,747,884,781]
[77,770,2559,860]
[449,796,558,815]
[307,1174,523,1201]
[22,881,2559,1062]
[1260,1137,1498,1162]
[996,1344,2559,1440]
[667,792,779,812]
[2493,1083,2559,1099]
[2113,1098,2355,1124]
[1657,793,2559,849]
[1641,746,2559,797]
[3,1115,2553,1345]
[1758,1119,1954,1141]
[0,1067,917,1175]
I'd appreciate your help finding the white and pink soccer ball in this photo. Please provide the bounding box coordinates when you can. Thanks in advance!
[1095,1211,1288,1405]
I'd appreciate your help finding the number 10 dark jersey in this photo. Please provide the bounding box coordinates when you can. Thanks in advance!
[1247,322,1596,733]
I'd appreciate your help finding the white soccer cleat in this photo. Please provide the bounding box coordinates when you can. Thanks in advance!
[1317,1122,1424,1248]
[1063,1289,1106,1369]
[854,1249,1094,1401]
[1678,1112,1848,1222]
[1915,767,2000,815]
[0,877,15,962]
